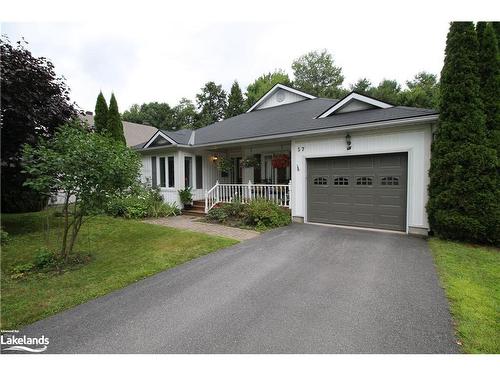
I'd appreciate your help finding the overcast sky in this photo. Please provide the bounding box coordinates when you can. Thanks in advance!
[0,4,483,112]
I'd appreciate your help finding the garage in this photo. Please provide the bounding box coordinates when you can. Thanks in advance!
[307,153,407,231]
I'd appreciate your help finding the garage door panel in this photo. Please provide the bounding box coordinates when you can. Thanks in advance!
[307,153,407,231]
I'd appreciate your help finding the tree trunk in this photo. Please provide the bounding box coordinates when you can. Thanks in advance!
[60,193,71,260]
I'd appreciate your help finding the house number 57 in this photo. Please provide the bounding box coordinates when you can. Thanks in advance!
[297,146,304,152]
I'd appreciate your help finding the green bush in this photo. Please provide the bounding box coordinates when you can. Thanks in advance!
[106,183,180,219]
[1,227,9,244]
[34,248,57,269]
[206,199,291,231]
[245,199,291,230]
[12,262,34,275]
[207,207,229,222]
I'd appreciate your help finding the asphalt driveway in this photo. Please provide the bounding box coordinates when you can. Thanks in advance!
[6,224,458,353]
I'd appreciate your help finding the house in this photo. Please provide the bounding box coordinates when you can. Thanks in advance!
[135,84,438,235]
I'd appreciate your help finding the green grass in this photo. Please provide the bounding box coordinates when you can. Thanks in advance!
[1,209,237,330]
[429,238,500,353]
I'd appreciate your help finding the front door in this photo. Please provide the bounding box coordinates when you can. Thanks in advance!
[231,157,242,184]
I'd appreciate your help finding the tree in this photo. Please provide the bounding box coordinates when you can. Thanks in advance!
[369,79,402,104]
[1,37,77,213]
[22,123,141,260]
[172,98,197,129]
[427,22,499,244]
[401,72,440,109]
[225,81,246,118]
[195,82,227,128]
[292,49,344,98]
[94,91,108,133]
[121,104,143,124]
[493,21,500,49]
[477,22,500,151]
[107,93,126,144]
[245,70,291,108]
[350,78,373,95]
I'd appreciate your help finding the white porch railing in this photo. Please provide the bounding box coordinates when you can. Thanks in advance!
[205,180,291,213]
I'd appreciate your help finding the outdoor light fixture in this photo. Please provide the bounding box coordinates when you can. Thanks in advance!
[346,133,352,150]
[212,155,218,161]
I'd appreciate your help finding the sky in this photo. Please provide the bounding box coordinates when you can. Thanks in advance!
[1,1,496,113]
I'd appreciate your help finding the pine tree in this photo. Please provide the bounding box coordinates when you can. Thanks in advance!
[225,81,246,118]
[427,22,499,244]
[477,22,500,151]
[107,93,126,144]
[94,91,108,134]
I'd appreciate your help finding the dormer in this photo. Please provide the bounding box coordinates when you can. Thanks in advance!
[316,92,393,118]
[246,84,316,112]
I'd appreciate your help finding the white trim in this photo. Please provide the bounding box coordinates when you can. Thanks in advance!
[143,130,178,148]
[317,92,393,118]
[246,83,316,113]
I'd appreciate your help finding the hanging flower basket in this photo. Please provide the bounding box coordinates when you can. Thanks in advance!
[240,156,260,168]
[215,156,232,173]
[272,154,290,169]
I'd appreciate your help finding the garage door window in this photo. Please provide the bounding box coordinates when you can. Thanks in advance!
[355,176,373,186]
[333,176,349,186]
[313,176,328,185]
[381,176,400,186]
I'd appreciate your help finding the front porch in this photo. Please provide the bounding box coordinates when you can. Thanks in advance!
[144,141,293,215]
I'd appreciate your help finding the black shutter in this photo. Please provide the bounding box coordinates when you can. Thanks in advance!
[159,157,166,187]
[151,156,157,187]
[196,156,203,189]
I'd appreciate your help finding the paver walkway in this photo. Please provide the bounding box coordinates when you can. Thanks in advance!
[144,215,260,241]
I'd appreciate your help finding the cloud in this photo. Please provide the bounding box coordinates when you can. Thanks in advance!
[1,19,447,112]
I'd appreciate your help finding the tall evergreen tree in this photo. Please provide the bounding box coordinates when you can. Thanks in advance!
[195,82,227,128]
[477,22,500,151]
[94,91,108,134]
[427,22,499,244]
[225,81,246,118]
[107,93,126,144]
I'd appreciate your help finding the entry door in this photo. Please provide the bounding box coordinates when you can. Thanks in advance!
[307,153,407,231]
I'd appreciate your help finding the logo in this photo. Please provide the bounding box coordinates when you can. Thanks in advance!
[1,330,49,353]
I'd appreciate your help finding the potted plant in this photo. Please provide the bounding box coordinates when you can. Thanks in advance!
[271,154,290,169]
[178,186,193,208]
[240,156,261,168]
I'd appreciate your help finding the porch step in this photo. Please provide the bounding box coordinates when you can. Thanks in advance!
[182,200,206,217]
[192,200,206,209]
[181,208,206,217]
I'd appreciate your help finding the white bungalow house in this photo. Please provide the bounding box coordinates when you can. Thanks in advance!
[132,84,437,235]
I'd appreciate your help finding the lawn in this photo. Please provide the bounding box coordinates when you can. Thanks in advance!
[429,238,500,354]
[0,209,237,330]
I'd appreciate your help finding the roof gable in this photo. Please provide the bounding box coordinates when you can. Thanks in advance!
[246,84,316,112]
[143,130,177,148]
[317,92,393,118]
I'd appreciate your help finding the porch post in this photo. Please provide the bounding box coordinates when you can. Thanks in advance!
[288,179,292,208]
[215,180,220,204]
[248,180,252,203]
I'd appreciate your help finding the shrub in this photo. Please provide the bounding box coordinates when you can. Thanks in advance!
[12,262,34,275]
[245,199,291,230]
[106,183,180,219]
[34,248,57,269]
[1,227,9,244]
[221,199,248,218]
[207,207,229,223]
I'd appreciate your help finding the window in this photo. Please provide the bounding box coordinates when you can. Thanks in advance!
[333,176,349,186]
[159,157,166,187]
[168,156,175,187]
[184,157,192,188]
[356,176,373,186]
[151,156,157,187]
[254,154,262,183]
[381,176,400,186]
[313,176,328,185]
[196,156,203,189]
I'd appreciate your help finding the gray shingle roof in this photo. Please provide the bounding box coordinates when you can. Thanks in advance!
[81,114,157,147]
[140,98,438,148]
